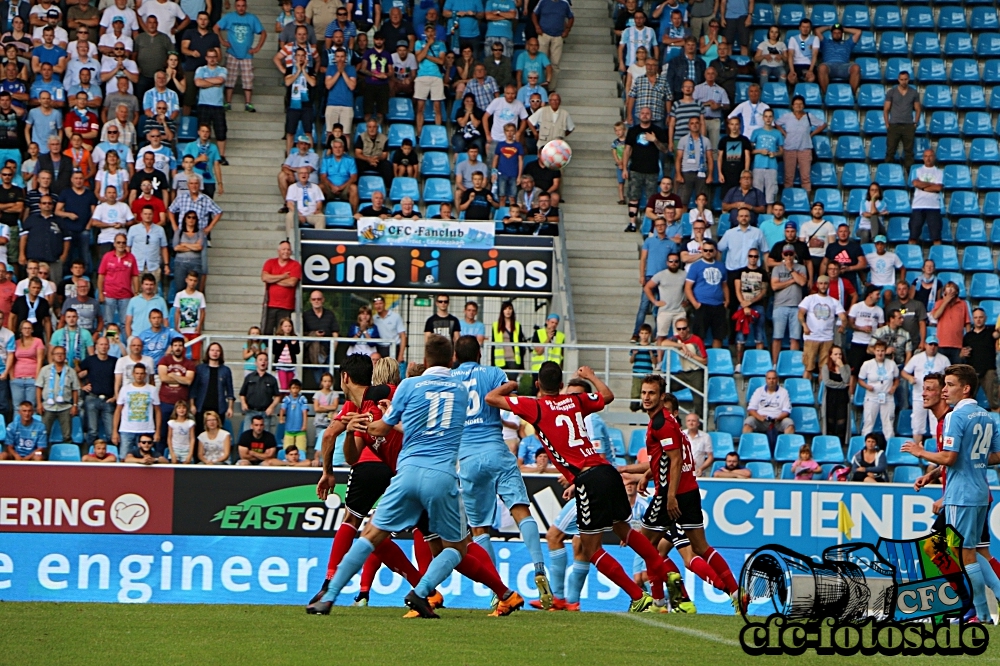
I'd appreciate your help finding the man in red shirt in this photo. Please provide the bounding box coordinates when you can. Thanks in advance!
[129,179,167,225]
[96,232,138,326]
[63,92,100,149]
[260,240,301,334]
[156,337,196,444]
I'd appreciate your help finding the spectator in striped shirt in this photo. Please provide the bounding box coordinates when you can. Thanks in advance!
[141,71,180,122]
[667,79,704,149]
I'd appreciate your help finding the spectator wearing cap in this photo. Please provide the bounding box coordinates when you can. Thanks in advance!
[278,134,319,207]
[769,242,808,364]
[323,47,356,143]
[820,221,867,291]
[720,169,766,227]
[798,274,847,379]
[98,15,134,58]
[865,235,904,303]
[281,44,316,154]
[900,335,949,444]
[320,137,358,211]
[285,166,325,233]
[388,39,416,98]
[815,24,861,95]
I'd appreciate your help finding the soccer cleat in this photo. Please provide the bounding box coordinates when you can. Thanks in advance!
[535,573,553,610]
[307,579,331,605]
[427,590,445,609]
[489,593,499,611]
[489,591,525,617]
[665,572,685,610]
[671,601,697,614]
[628,592,655,613]
[531,596,567,611]
[403,590,440,619]
[353,591,369,607]
[731,589,749,615]
[564,602,580,612]
[245,103,256,112]
[305,600,332,615]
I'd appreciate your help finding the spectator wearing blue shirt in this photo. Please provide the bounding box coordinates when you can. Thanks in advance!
[30,64,65,108]
[718,208,768,271]
[720,0,751,56]
[319,137,358,209]
[193,48,229,163]
[279,379,309,453]
[460,301,486,343]
[125,273,168,338]
[1,401,47,460]
[516,70,548,106]
[215,0,267,112]
[815,24,861,96]
[31,26,67,76]
[323,47,356,143]
[517,433,543,465]
[749,109,783,210]
[515,37,552,89]
[278,135,319,207]
[633,215,679,340]
[126,206,170,284]
[136,309,183,364]
[443,0,484,56]
[684,238,730,347]
[413,25,446,135]
[485,0,517,58]
[532,0,573,90]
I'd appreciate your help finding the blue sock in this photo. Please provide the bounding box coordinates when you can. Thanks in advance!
[566,560,589,605]
[976,555,1000,603]
[966,562,991,621]
[322,536,375,603]
[549,547,567,598]
[415,547,463,598]
[473,533,495,564]
[517,517,545,571]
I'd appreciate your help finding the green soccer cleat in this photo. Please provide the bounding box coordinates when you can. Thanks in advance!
[671,601,697,614]
[535,573,553,610]
[731,589,749,615]
[628,592,655,613]
[665,571,685,609]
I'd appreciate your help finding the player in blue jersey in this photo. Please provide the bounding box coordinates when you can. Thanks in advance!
[452,335,552,608]
[903,364,1000,622]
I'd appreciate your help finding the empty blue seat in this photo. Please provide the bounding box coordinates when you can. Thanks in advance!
[707,376,739,405]
[895,244,924,270]
[886,216,910,243]
[357,175,385,200]
[761,82,789,107]
[962,245,993,272]
[971,273,1000,299]
[777,4,805,27]
[177,115,198,142]
[922,85,954,109]
[812,188,843,212]
[624,429,644,459]
[813,134,833,160]
[873,6,902,30]
[878,31,908,56]
[793,82,822,107]
[883,189,911,214]
[946,33,975,57]
[854,31,877,55]
[867,136,887,162]
[887,437,920,466]
[875,163,906,188]
[49,443,81,461]
[857,83,885,108]
[896,410,913,437]
[948,191,981,216]
[745,377,765,401]
[938,6,967,31]
[708,348,735,375]
[710,431,735,458]
[885,57,915,81]
[929,111,959,135]
[862,110,886,135]
[971,7,1000,31]
[957,85,987,110]
[790,407,821,434]
[841,163,870,188]
[963,112,993,137]
[784,378,815,405]
[987,192,1000,219]
[387,123,416,148]
[848,435,865,461]
[420,151,451,177]
[389,176,419,201]
[781,187,810,212]
[949,59,981,84]
[915,58,947,83]
[747,462,776,479]
[323,201,355,228]
[774,434,806,462]
[386,98,415,123]
[810,436,845,463]
[830,109,860,134]
[419,125,448,150]
[841,5,870,29]
[905,7,934,30]
[714,406,746,442]
[979,300,1000,323]
[810,162,838,187]
[976,33,1000,57]
[752,4,774,25]
[943,165,973,190]
[854,57,881,82]
[977,165,1000,190]
[846,188,867,216]
[956,217,988,243]
[985,60,1000,83]
[929,244,960,270]
[738,433,772,462]
[970,139,999,164]
[911,32,942,56]
[893,466,923,484]
[422,177,453,203]
[824,83,855,108]
[834,135,865,160]
[935,137,967,163]
[776,350,804,377]
[741,350,773,377]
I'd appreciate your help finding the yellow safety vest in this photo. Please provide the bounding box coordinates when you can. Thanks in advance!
[492,321,521,367]
[531,328,565,370]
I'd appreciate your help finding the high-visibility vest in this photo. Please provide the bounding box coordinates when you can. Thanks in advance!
[531,328,565,370]
[492,321,521,367]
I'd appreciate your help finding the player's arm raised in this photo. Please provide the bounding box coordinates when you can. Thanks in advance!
[577,366,614,405]
[485,380,519,409]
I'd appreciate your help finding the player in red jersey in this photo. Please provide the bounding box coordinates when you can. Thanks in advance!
[487,362,678,613]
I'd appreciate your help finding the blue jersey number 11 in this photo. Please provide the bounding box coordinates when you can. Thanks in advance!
[425,391,455,430]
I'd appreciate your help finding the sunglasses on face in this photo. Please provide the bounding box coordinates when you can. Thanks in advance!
[437,300,449,304]
[675,326,688,331]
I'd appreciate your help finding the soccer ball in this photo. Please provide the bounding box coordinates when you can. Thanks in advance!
[539,139,572,170]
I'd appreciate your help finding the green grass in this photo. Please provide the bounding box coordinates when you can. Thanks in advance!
[0,604,998,665]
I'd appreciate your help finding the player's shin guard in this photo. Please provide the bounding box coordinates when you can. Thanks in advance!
[566,560,589,604]
[591,548,643,601]
[704,547,739,594]
[323,536,375,602]
[457,544,510,597]
[325,522,358,579]
[473,533,496,564]
[360,553,380,593]
[965,562,991,621]
[549,547,567,599]
[688,555,723,590]
[375,539,422,587]
[412,529,433,575]
[976,554,1000,603]
[517,517,545,572]
[415,547,463,599]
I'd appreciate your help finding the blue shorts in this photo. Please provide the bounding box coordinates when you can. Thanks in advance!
[554,498,579,536]
[497,175,518,198]
[371,465,468,543]
[459,450,530,527]
[616,167,625,184]
[773,305,802,341]
[826,62,853,80]
[945,504,989,550]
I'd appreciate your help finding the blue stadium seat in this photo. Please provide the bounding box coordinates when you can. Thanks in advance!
[354,96,365,120]
[422,177,453,203]
[957,85,987,110]
[49,444,81,461]
[885,57,915,81]
[914,58,946,84]
[740,350,773,377]
[357,175,385,200]
[873,6,902,30]
[784,378,815,405]
[813,134,833,160]
[929,245,960,270]
[779,463,796,479]
[979,300,1000,323]
[962,112,993,137]
[607,428,625,459]
[714,406,746,442]
[875,163,906,188]
[424,205,441,218]
[734,81,751,104]
[985,60,1000,83]
[774,434,806,462]
[738,433,772,462]
[893,466,923,484]
[935,137,967,163]
[950,59,981,83]
[745,377,765,401]
[747,462,776,479]
[761,82,789,107]
[946,33,975,57]
[970,139,999,164]
[962,246,993,272]
[830,110,860,134]
[848,435,865,461]
[387,124,416,148]
[793,82,822,107]
[970,273,1000,299]
[777,4,805,27]
[493,206,509,222]
[911,32,942,57]
[810,4,837,27]
[854,31,877,55]
[420,151,451,177]
[987,192,1000,219]
[834,136,865,160]
[841,5,870,29]
[904,7,934,30]
[781,187,810,212]
[419,125,449,150]
[389,176,419,201]
[956,218,987,243]
[752,4,774,25]
[386,98,415,123]
[846,188,867,216]
[841,163,870,188]
[323,201,355,228]
[922,85,954,109]
[883,189,911,214]
[929,111,959,136]
[895,244,924,270]
[776,350,804,377]
[790,407,821,434]
[624,429,644,459]
[866,136,887,162]
[70,416,83,444]
[976,33,1000,57]
[810,162,837,188]
[971,7,1000,32]
[886,216,910,243]
[896,410,913,437]
[708,348,735,375]
[711,431,735,458]
[812,188,843,212]
[707,376,739,405]
[808,436,844,464]
[862,110,886,135]
[824,83,855,108]
[887,437,920,466]
[856,83,885,109]
[176,115,198,142]
[938,272,966,297]
[943,165,973,190]
[977,165,1000,190]
[878,31,908,56]
[948,191,981,216]
[855,57,881,82]
[938,6,967,31]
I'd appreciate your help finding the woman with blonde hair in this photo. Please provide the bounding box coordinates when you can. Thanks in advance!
[372,357,400,385]
[197,410,231,464]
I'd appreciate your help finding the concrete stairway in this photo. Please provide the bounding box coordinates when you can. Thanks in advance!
[556,0,639,398]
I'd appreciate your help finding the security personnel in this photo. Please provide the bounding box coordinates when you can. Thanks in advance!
[531,313,565,370]
[492,300,524,375]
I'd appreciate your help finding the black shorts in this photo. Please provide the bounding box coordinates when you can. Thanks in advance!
[284,105,315,137]
[692,303,729,344]
[198,104,228,142]
[641,488,704,536]
[848,342,872,376]
[793,64,811,79]
[345,461,394,519]
[575,465,632,535]
[363,84,390,118]
[933,506,991,548]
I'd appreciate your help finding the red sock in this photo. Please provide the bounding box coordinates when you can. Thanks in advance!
[591,548,644,601]
[412,529,433,575]
[360,553,380,592]
[688,555,722,589]
[466,541,495,569]
[989,556,1000,581]
[650,578,664,600]
[374,538,422,587]
[704,547,739,594]
[455,547,509,597]
[625,529,667,579]
[325,523,358,579]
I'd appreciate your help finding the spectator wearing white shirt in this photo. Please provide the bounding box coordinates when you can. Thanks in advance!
[91,185,135,255]
[847,285,885,387]
[617,10,656,71]
[743,370,794,434]
[858,339,898,438]
[900,336,949,444]
[865,235,904,302]
[137,0,188,36]
[797,274,847,378]
[284,166,324,234]
[909,148,944,245]
[684,412,713,476]
[726,83,768,139]
[372,294,407,364]
[785,19,819,85]
[99,0,140,36]
[63,41,100,90]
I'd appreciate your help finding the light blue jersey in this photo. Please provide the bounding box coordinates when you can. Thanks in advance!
[382,366,469,473]
[942,398,1000,507]
[451,362,508,460]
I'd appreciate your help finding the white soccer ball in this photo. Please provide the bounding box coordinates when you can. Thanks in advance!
[539,139,572,170]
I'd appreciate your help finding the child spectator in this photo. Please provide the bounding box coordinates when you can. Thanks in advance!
[82,438,117,462]
[458,170,498,220]
[20,142,37,185]
[501,203,524,234]
[492,122,524,208]
[792,444,820,480]
[629,323,657,411]
[611,120,626,205]
[688,192,714,237]
[347,305,381,358]
[392,137,418,178]
[312,371,338,444]
[243,325,265,372]
[280,378,309,454]
[166,400,195,464]
[275,0,295,34]
[271,317,300,389]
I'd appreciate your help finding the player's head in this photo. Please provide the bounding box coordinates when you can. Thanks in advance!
[372,357,400,385]
[536,361,563,395]
[662,393,678,415]
[424,334,453,369]
[340,353,373,389]
[639,374,666,413]
[922,372,945,411]
[566,377,592,394]
[944,364,979,406]
[454,335,481,364]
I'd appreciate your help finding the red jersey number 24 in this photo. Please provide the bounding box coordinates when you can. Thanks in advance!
[555,412,588,447]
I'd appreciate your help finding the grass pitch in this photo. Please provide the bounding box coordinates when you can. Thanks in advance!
[1,603,998,665]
